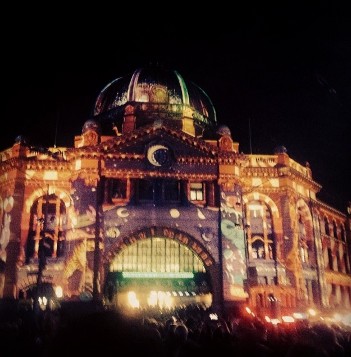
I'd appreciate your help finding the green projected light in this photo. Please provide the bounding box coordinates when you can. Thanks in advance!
[122,272,194,279]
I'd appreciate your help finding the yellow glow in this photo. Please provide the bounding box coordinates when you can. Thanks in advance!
[164,294,173,308]
[269,178,279,187]
[75,160,81,170]
[265,316,271,322]
[252,179,262,188]
[271,318,280,325]
[43,171,58,180]
[245,306,252,314]
[25,170,35,179]
[333,313,342,322]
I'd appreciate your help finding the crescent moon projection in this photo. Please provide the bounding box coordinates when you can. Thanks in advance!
[147,145,169,166]
[201,232,213,242]
[117,207,129,218]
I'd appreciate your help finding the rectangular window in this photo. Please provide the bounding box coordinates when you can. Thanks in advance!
[190,183,204,201]
[164,180,180,202]
[110,179,127,200]
[138,179,154,201]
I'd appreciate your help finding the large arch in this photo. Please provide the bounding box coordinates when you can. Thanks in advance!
[242,192,280,219]
[103,226,219,311]
[24,187,73,213]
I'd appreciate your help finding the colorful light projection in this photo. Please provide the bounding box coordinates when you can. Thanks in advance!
[220,186,248,301]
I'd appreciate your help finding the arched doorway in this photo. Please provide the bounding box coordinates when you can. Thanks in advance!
[104,227,216,311]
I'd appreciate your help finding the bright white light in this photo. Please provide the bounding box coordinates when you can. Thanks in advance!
[148,291,158,307]
[55,286,63,298]
[282,316,295,323]
[265,316,271,323]
[307,308,317,316]
[127,291,140,308]
[245,306,252,314]
[293,312,307,319]
[164,294,173,309]
[271,318,280,325]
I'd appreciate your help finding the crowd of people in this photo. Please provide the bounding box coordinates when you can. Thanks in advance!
[1,301,350,356]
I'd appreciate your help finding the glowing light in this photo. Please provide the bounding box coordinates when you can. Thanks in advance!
[127,291,140,308]
[333,313,342,322]
[270,318,280,325]
[164,294,173,308]
[307,308,317,316]
[43,171,58,180]
[148,291,158,307]
[293,312,307,320]
[265,316,271,323]
[209,313,218,320]
[282,316,295,323]
[122,272,194,279]
[245,306,252,314]
[55,286,63,298]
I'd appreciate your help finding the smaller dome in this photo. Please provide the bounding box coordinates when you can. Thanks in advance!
[274,145,288,154]
[82,119,100,134]
[14,135,27,144]
[216,125,231,136]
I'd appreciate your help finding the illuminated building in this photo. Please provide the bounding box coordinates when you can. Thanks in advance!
[0,65,350,317]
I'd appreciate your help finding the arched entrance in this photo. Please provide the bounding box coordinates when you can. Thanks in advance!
[104,227,216,311]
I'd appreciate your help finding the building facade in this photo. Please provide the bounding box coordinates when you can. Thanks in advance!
[0,66,350,317]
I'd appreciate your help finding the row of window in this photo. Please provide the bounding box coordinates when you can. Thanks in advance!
[23,185,349,275]
[103,178,215,206]
[322,216,346,241]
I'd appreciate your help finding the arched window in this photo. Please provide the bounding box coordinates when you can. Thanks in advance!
[324,217,330,236]
[26,194,67,262]
[327,248,333,270]
[252,237,265,259]
[110,237,206,273]
[333,221,338,239]
[340,225,346,242]
[247,200,274,261]
[298,213,310,264]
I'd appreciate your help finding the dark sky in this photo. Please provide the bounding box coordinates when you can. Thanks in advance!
[2,3,350,212]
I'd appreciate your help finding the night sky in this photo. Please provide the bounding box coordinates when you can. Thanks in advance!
[2,4,350,212]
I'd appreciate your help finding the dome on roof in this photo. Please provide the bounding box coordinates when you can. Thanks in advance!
[274,145,288,154]
[14,135,27,144]
[216,125,231,136]
[82,119,100,134]
[93,65,217,136]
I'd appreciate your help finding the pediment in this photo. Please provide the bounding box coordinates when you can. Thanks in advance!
[99,125,218,160]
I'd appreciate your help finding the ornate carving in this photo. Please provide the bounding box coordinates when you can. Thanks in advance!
[83,130,98,147]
